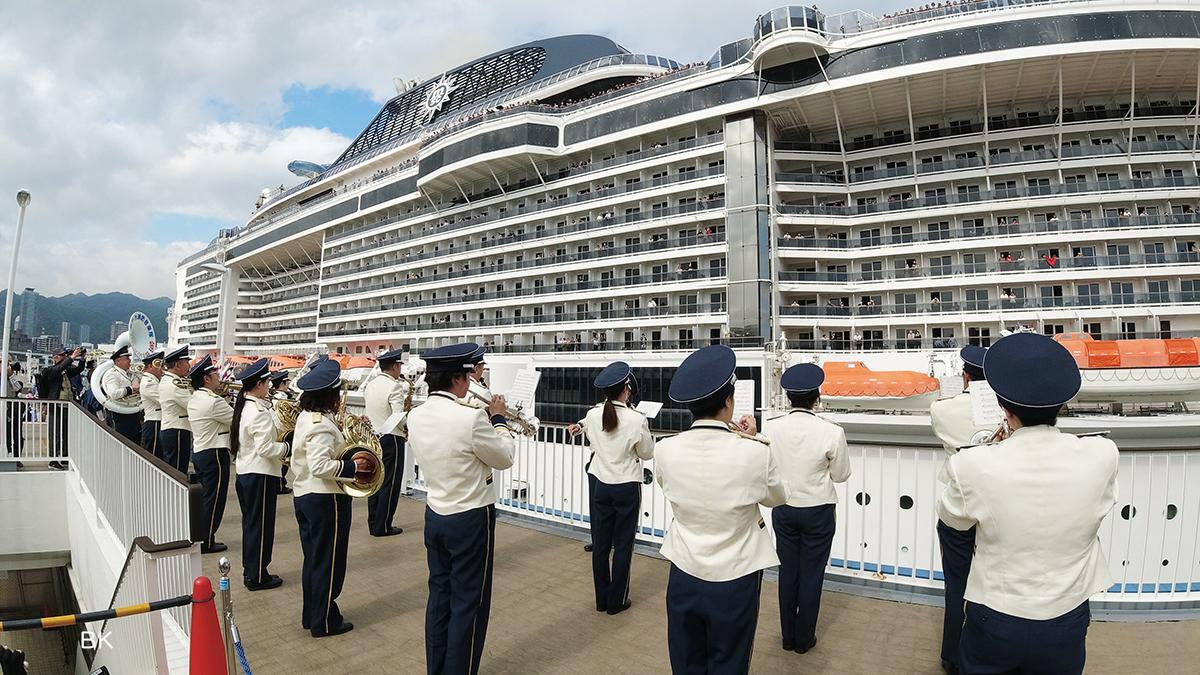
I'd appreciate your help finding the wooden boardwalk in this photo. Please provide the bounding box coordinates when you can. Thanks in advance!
[204,492,1199,674]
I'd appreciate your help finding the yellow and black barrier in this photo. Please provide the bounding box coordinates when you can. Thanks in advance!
[0,595,192,633]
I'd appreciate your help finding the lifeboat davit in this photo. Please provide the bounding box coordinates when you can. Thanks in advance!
[1054,334,1200,403]
[820,361,942,411]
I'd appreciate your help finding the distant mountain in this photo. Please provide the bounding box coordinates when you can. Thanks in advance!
[1,290,174,344]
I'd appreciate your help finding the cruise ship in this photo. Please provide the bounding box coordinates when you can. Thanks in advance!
[165,0,1198,618]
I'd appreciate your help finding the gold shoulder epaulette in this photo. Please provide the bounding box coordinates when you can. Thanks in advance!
[730,425,771,445]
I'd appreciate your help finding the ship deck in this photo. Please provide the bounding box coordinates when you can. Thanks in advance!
[207,491,1200,674]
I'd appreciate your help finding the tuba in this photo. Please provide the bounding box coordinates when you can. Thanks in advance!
[90,311,156,415]
[467,379,539,437]
[333,387,385,498]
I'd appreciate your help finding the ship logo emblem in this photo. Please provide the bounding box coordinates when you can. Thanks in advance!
[418,73,458,123]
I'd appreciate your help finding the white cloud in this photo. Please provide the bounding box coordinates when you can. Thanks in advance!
[0,0,895,298]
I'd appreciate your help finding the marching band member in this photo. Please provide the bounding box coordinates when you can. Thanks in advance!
[158,346,193,473]
[655,345,789,674]
[188,354,234,554]
[763,363,850,654]
[407,342,514,675]
[937,334,1118,673]
[363,348,409,537]
[139,350,165,458]
[269,370,294,494]
[577,362,654,614]
[231,358,289,591]
[291,358,371,638]
[101,345,142,443]
[929,345,990,674]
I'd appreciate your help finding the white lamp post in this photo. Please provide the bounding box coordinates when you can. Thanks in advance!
[1,190,31,397]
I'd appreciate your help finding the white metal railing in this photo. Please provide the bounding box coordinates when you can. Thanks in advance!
[479,424,1200,611]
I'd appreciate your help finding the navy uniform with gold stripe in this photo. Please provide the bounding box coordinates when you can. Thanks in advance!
[655,345,789,675]
[232,358,289,591]
[139,350,165,458]
[187,355,235,554]
[763,364,851,654]
[363,348,409,537]
[407,342,515,675]
[158,346,193,473]
[291,358,365,638]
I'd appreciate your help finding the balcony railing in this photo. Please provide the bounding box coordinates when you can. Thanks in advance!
[780,292,1192,318]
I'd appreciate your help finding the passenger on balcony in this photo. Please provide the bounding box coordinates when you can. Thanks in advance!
[929,346,992,674]
[188,354,235,554]
[363,348,410,538]
[231,358,289,591]
[763,363,850,654]
[158,346,193,474]
[100,345,142,444]
[567,362,655,615]
[655,345,788,674]
[407,342,515,674]
[937,334,1118,673]
[138,351,165,459]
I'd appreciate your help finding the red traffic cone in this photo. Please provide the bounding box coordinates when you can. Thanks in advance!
[189,576,228,675]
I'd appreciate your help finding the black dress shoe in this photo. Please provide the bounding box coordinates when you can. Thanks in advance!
[244,575,283,591]
[595,604,607,613]
[782,640,795,652]
[278,486,293,495]
[606,600,631,616]
[940,659,961,674]
[49,461,67,471]
[201,542,228,554]
[312,621,354,638]
[583,543,594,552]
[795,636,817,654]
[372,526,404,537]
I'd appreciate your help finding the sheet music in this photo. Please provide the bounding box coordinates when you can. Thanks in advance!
[969,380,1005,426]
[634,400,663,419]
[506,369,541,412]
[733,380,756,420]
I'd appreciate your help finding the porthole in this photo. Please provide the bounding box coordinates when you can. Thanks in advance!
[1166,504,1179,520]
[1120,505,1136,520]
[855,491,871,506]
[899,495,914,510]
[1162,559,1170,567]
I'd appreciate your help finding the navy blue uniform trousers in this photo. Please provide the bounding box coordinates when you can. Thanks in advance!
[772,503,835,649]
[960,601,1090,674]
[938,519,977,668]
[236,472,279,583]
[666,564,762,675]
[192,447,230,548]
[106,410,142,445]
[424,504,496,675]
[294,492,352,637]
[367,434,405,535]
[142,420,161,458]
[159,428,192,474]
[589,479,640,611]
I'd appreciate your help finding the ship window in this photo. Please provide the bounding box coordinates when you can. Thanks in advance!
[968,328,992,348]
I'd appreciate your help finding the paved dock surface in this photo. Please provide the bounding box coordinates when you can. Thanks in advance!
[204,492,1199,674]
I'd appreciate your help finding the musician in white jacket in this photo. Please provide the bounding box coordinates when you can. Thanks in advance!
[363,348,410,537]
[937,334,1119,673]
[100,345,142,443]
[158,346,193,473]
[187,354,235,554]
[138,350,164,458]
[231,358,289,591]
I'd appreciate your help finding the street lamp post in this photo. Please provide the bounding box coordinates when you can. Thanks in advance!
[1,190,31,397]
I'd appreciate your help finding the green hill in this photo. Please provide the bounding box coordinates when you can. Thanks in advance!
[1,290,173,344]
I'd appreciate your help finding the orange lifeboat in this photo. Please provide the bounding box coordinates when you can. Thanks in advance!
[264,354,306,371]
[820,361,941,410]
[1053,333,1200,369]
[1051,334,1200,403]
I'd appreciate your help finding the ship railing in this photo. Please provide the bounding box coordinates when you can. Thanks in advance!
[779,252,1200,283]
[779,292,1194,318]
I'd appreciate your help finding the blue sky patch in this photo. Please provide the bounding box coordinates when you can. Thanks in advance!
[147,212,238,244]
[281,84,380,137]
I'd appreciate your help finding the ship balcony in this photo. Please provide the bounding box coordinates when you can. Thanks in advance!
[182,282,220,301]
[237,283,319,306]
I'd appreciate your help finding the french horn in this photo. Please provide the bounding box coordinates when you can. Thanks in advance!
[334,389,385,498]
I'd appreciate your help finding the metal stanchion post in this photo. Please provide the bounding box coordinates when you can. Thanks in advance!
[217,558,237,675]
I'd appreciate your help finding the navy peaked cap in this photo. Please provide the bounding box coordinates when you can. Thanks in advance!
[781,363,825,393]
[376,348,405,364]
[669,345,737,403]
[594,361,632,389]
[297,358,341,392]
[960,345,987,369]
[164,345,190,363]
[423,342,481,373]
[983,334,1081,408]
[141,350,164,365]
[187,354,215,379]
[236,358,270,383]
[111,345,131,360]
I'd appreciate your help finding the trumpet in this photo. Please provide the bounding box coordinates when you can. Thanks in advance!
[967,422,1011,447]
[467,379,539,437]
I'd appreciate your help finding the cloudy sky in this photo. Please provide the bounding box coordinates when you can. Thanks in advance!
[0,0,891,299]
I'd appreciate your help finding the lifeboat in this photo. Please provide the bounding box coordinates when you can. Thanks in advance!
[1053,334,1200,403]
[264,354,306,371]
[820,361,942,411]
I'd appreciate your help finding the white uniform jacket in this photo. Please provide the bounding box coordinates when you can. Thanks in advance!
[101,366,137,410]
[188,389,234,453]
[655,419,790,582]
[140,373,162,421]
[290,411,356,497]
[763,409,850,508]
[937,425,1119,620]
[407,391,515,516]
[364,372,410,437]
[160,372,191,431]
[930,392,992,458]
[236,395,289,477]
[583,401,654,485]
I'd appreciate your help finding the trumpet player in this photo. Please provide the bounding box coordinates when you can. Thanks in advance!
[139,350,165,458]
[763,363,850,654]
[407,342,514,675]
[269,370,294,494]
[231,358,289,591]
[291,358,374,638]
[937,334,1118,673]
[929,345,990,674]
[101,345,142,444]
[188,354,235,554]
[654,345,788,674]
[159,346,193,474]
[574,362,654,615]
[363,348,408,538]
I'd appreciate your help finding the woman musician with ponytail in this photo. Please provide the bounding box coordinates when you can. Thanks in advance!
[231,358,289,591]
[568,362,655,615]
